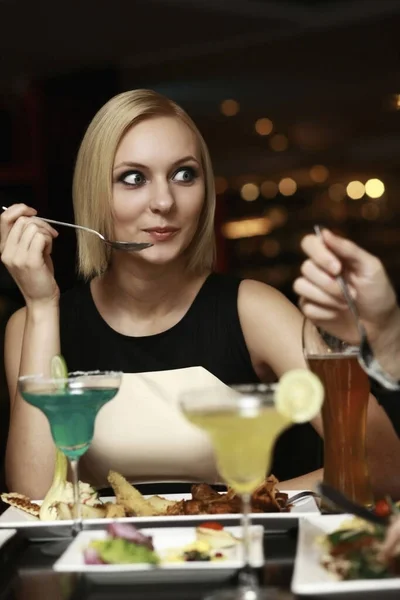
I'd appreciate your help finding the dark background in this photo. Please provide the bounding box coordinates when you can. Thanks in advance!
[1,0,400,491]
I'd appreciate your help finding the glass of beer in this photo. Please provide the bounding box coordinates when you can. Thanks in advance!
[302,318,373,507]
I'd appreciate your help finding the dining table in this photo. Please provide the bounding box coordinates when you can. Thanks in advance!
[1,526,399,600]
[1,482,399,600]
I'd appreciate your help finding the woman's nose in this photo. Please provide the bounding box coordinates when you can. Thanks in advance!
[149,181,175,213]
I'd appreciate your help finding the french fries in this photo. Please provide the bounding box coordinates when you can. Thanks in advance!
[146,495,179,514]
[107,471,158,517]
[104,502,126,519]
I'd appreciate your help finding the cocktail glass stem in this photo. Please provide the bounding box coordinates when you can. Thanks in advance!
[69,458,82,536]
[238,492,258,595]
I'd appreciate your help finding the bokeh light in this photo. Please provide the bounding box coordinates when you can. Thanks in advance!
[255,118,273,136]
[269,134,288,152]
[346,181,365,200]
[278,177,297,196]
[260,181,278,198]
[220,99,240,116]
[261,239,281,258]
[267,207,288,227]
[365,178,385,199]
[362,203,380,220]
[222,217,272,239]
[310,165,329,183]
[328,183,346,202]
[240,183,260,201]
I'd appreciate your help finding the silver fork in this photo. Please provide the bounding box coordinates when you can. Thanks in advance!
[1,206,153,252]
[283,490,320,508]
[314,225,400,390]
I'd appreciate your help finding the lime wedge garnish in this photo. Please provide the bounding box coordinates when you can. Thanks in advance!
[275,369,324,423]
[50,354,68,383]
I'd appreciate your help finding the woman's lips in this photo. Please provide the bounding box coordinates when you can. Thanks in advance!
[143,228,179,242]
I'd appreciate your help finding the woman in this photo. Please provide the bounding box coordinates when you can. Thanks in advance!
[2,90,399,499]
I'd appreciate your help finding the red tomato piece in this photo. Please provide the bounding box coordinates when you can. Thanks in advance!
[374,499,391,518]
[198,522,223,530]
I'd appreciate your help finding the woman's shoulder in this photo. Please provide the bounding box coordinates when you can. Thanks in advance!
[208,273,291,302]
[238,278,298,314]
[201,273,298,320]
[237,278,305,376]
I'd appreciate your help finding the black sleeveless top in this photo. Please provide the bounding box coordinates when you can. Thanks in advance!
[59,272,323,480]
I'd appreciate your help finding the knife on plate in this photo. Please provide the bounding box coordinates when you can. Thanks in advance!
[317,482,389,527]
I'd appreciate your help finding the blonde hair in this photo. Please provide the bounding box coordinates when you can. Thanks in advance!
[72,89,216,279]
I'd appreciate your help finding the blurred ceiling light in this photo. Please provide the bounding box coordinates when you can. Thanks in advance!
[260,180,278,199]
[361,202,380,220]
[220,99,240,116]
[240,183,260,201]
[278,177,297,196]
[328,183,346,202]
[269,134,288,152]
[215,176,228,195]
[261,239,281,258]
[392,94,400,110]
[267,207,288,227]
[346,180,365,200]
[255,118,273,136]
[365,178,385,199]
[222,217,272,239]
[310,164,329,183]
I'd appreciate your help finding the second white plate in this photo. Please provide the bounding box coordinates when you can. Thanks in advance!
[54,524,264,584]
[292,514,400,596]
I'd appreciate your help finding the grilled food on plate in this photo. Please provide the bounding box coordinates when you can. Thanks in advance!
[1,467,290,520]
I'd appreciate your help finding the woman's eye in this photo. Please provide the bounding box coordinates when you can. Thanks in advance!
[120,171,146,186]
[173,167,197,183]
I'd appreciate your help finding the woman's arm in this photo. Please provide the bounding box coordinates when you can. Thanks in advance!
[1,204,61,498]
[279,468,323,490]
[238,279,322,436]
[5,304,60,498]
[238,279,400,499]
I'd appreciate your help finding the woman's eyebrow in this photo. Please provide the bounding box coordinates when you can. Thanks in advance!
[113,155,200,172]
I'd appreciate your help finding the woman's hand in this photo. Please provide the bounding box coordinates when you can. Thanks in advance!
[293,229,399,345]
[0,204,60,306]
[380,516,400,562]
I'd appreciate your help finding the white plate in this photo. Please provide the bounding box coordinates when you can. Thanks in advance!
[0,528,16,548]
[292,514,400,597]
[0,491,319,541]
[54,525,264,584]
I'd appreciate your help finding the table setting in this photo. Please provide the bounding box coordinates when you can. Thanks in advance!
[0,347,399,600]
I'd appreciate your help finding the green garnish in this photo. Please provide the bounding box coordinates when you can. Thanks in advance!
[51,355,68,380]
[90,538,160,565]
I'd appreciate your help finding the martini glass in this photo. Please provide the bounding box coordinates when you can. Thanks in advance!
[180,383,292,600]
[18,370,123,535]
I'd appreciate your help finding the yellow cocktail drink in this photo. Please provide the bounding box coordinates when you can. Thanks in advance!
[179,371,324,600]
[185,404,291,494]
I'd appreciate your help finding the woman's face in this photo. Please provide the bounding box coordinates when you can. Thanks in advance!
[112,115,205,266]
